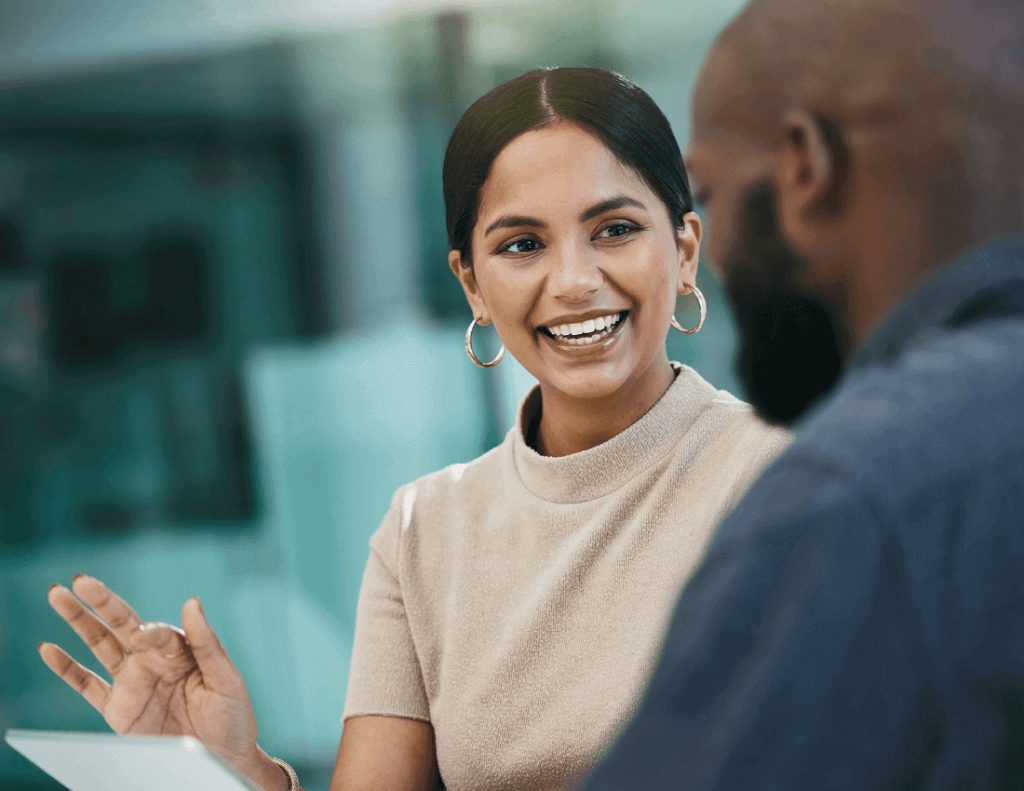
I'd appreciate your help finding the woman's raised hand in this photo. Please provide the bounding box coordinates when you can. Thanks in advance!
[39,575,265,780]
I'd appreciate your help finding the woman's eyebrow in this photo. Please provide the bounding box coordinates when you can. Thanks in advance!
[485,215,547,236]
[579,195,647,222]
[483,195,645,237]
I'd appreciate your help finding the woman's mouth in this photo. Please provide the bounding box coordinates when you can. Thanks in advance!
[538,311,628,346]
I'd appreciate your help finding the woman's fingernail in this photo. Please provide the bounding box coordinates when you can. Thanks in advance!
[72,573,85,583]
[37,641,45,651]
[48,583,59,593]
[194,597,204,615]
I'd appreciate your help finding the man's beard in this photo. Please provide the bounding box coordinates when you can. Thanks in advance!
[724,183,849,426]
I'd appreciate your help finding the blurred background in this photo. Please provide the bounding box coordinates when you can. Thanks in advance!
[0,0,748,787]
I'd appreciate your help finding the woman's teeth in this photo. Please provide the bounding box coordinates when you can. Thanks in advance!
[544,312,624,345]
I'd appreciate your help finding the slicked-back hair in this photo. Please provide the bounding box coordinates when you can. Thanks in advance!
[443,67,694,267]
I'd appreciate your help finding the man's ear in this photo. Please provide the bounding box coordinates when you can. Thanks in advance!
[448,249,491,324]
[675,211,702,295]
[775,110,848,224]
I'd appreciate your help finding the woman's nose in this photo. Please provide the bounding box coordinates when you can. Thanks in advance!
[547,242,602,301]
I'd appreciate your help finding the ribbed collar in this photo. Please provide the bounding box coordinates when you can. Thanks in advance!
[850,236,1024,371]
[511,363,719,504]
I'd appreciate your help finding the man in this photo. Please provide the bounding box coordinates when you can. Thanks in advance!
[582,0,1024,787]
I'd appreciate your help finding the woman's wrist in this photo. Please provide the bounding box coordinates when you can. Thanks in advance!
[239,745,293,791]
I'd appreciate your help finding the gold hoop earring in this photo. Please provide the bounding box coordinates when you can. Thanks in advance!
[670,285,707,334]
[465,317,506,368]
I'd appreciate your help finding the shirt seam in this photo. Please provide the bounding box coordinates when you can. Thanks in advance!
[390,486,436,719]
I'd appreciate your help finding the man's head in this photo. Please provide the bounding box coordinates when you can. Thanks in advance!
[686,0,1024,424]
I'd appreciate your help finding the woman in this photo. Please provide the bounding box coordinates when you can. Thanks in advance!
[40,68,789,791]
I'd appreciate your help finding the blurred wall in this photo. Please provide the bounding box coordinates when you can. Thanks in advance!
[0,1,747,788]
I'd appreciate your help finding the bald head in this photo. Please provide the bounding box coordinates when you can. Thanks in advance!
[685,0,1024,352]
[708,0,1024,131]
[695,0,1024,243]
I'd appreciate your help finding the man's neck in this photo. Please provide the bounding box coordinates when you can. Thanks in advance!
[843,228,981,349]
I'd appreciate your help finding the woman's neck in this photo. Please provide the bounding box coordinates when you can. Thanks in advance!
[533,357,676,457]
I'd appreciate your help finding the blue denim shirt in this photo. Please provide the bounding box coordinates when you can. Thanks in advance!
[583,238,1024,790]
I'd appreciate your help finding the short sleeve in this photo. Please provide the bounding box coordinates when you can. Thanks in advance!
[342,489,431,722]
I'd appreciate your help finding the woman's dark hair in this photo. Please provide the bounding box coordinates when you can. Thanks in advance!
[443,67,694,267]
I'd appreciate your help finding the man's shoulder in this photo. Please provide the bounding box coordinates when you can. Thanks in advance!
[790,316,1024,504]
[710,316,1024,579]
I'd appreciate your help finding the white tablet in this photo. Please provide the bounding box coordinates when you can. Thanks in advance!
[5,729,267,791]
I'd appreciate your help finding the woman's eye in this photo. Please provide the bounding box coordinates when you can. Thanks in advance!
[598,223,639,239]
[503,238,540,254]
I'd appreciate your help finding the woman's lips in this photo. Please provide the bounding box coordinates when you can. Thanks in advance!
[542,311,624,340]
[539,311,629,351]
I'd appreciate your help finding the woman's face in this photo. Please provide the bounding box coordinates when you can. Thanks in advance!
[451,122,701,404]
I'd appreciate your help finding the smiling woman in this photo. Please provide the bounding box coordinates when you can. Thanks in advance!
[442,70,708,458]
[39,68,790,791]
[454,123,697,455]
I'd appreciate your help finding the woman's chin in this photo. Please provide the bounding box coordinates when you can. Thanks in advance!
[537,365,638,405]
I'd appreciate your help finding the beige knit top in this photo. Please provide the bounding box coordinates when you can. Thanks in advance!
[343,364,790,791]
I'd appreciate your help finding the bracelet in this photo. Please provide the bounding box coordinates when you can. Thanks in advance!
[270,757,300,791]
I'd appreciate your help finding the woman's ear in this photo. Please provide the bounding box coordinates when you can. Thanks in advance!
[448,249,491,324]
[676,211,702,295]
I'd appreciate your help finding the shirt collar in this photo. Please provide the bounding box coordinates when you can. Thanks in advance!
[849,236,1024,371]
[510,363,720,504]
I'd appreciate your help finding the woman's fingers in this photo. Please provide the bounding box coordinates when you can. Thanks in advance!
[180,598,245,698]
[71,575,144,645]
[47,584,128,675]
[38,641,112,713]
